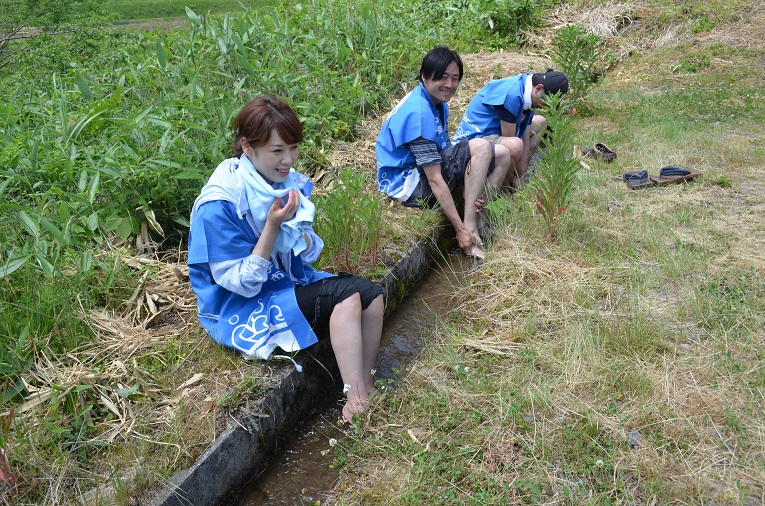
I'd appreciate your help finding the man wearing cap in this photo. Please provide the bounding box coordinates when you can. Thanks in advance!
[452,70,569,188]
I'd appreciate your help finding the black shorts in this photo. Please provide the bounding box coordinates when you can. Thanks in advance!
[295,273,384,335]
[404,139,496,207]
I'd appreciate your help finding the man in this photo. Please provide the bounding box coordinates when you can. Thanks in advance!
[452,69,569,187]
[376,46,512,258]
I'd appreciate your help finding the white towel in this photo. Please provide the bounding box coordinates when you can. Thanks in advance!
[238,154,316,256]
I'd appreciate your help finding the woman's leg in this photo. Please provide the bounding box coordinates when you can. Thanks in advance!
[328,293,369,422]
[360,294,384,393]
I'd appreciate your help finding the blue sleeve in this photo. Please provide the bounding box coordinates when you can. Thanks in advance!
[188,200,258,264]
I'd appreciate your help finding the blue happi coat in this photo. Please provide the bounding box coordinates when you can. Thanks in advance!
[187,158,333,360]
[452,74,535,144]
[376,82,451,202]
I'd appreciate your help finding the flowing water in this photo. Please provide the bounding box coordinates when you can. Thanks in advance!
[234,251,472,505]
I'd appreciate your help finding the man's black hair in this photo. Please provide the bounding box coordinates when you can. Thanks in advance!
[531,69,569,95]
[419,46,464,83]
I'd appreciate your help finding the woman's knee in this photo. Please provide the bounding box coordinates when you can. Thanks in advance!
[363,294,385,318]
[332,292,362,320]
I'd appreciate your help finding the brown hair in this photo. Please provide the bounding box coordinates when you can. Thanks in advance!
[231,96,304,157]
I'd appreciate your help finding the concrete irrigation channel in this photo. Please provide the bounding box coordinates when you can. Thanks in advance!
[150,223,455,506]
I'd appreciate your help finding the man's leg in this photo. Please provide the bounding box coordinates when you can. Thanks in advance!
[497,136,524,189]
[461,138,497,257]
[488,143,512,189]
[472,143,512,240]
[518,114,547,181]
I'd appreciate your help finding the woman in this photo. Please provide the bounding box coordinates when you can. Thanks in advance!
[187,96,384,423]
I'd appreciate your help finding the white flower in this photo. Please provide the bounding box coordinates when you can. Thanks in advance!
[595,459,604,468]
[342,383,351,395]
[370,369,376,376]
[329,438,338,447]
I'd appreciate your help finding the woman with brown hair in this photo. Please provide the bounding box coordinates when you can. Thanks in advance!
[188,96,383,422]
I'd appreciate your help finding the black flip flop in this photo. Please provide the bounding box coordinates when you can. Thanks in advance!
[623,170,654,190]
[595,143,617,162]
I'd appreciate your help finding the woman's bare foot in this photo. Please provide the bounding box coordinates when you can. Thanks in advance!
[342,400,367,424]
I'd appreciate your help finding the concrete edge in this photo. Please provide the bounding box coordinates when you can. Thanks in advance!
[149,224,450,506]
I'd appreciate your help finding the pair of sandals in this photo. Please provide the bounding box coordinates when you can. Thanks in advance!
[623,167,702,190]
[583,143,617,162]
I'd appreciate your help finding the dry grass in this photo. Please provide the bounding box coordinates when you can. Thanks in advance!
[333,1,765,504]
[5,1,764,503]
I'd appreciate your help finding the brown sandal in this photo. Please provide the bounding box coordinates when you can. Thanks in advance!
[649,167,702,186]
[583,143,617,162]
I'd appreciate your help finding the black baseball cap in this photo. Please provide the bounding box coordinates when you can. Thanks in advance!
[541,70,569,95]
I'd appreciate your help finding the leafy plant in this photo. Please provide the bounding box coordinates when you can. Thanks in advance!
[314,168,383,275]
[0,0,109,69]
[532,93,580,241]
[401,0,545,48]
[549,24,612,110]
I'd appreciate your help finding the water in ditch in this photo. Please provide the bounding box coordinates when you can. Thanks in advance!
[235,251,472,505]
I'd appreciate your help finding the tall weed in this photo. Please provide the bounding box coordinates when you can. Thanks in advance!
[314,169,384,275]
[549,24,612,110]
[532,93,580,240]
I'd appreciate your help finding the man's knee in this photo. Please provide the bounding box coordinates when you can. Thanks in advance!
[494,143,510,166]
[499,136,523,159]
[532,114,547,132]
[467,138,492,162]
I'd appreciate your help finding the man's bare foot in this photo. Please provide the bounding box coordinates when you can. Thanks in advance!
[463,244,485,259]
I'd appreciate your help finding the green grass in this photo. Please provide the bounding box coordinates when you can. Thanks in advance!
[4,0,763,503]
[0,0,550,502]
[332,1,765,504]
[106,0,277,21]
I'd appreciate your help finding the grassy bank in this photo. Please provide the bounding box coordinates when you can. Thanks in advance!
[4,0,762,503]
[0,0,545,504]
[332,1,765,504]
[106,0,277,22]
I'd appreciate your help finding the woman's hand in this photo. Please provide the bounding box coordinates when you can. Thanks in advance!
[266,189,299,226]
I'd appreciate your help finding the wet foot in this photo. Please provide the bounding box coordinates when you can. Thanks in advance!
[464,244,486,259]
[342,401,366,424]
